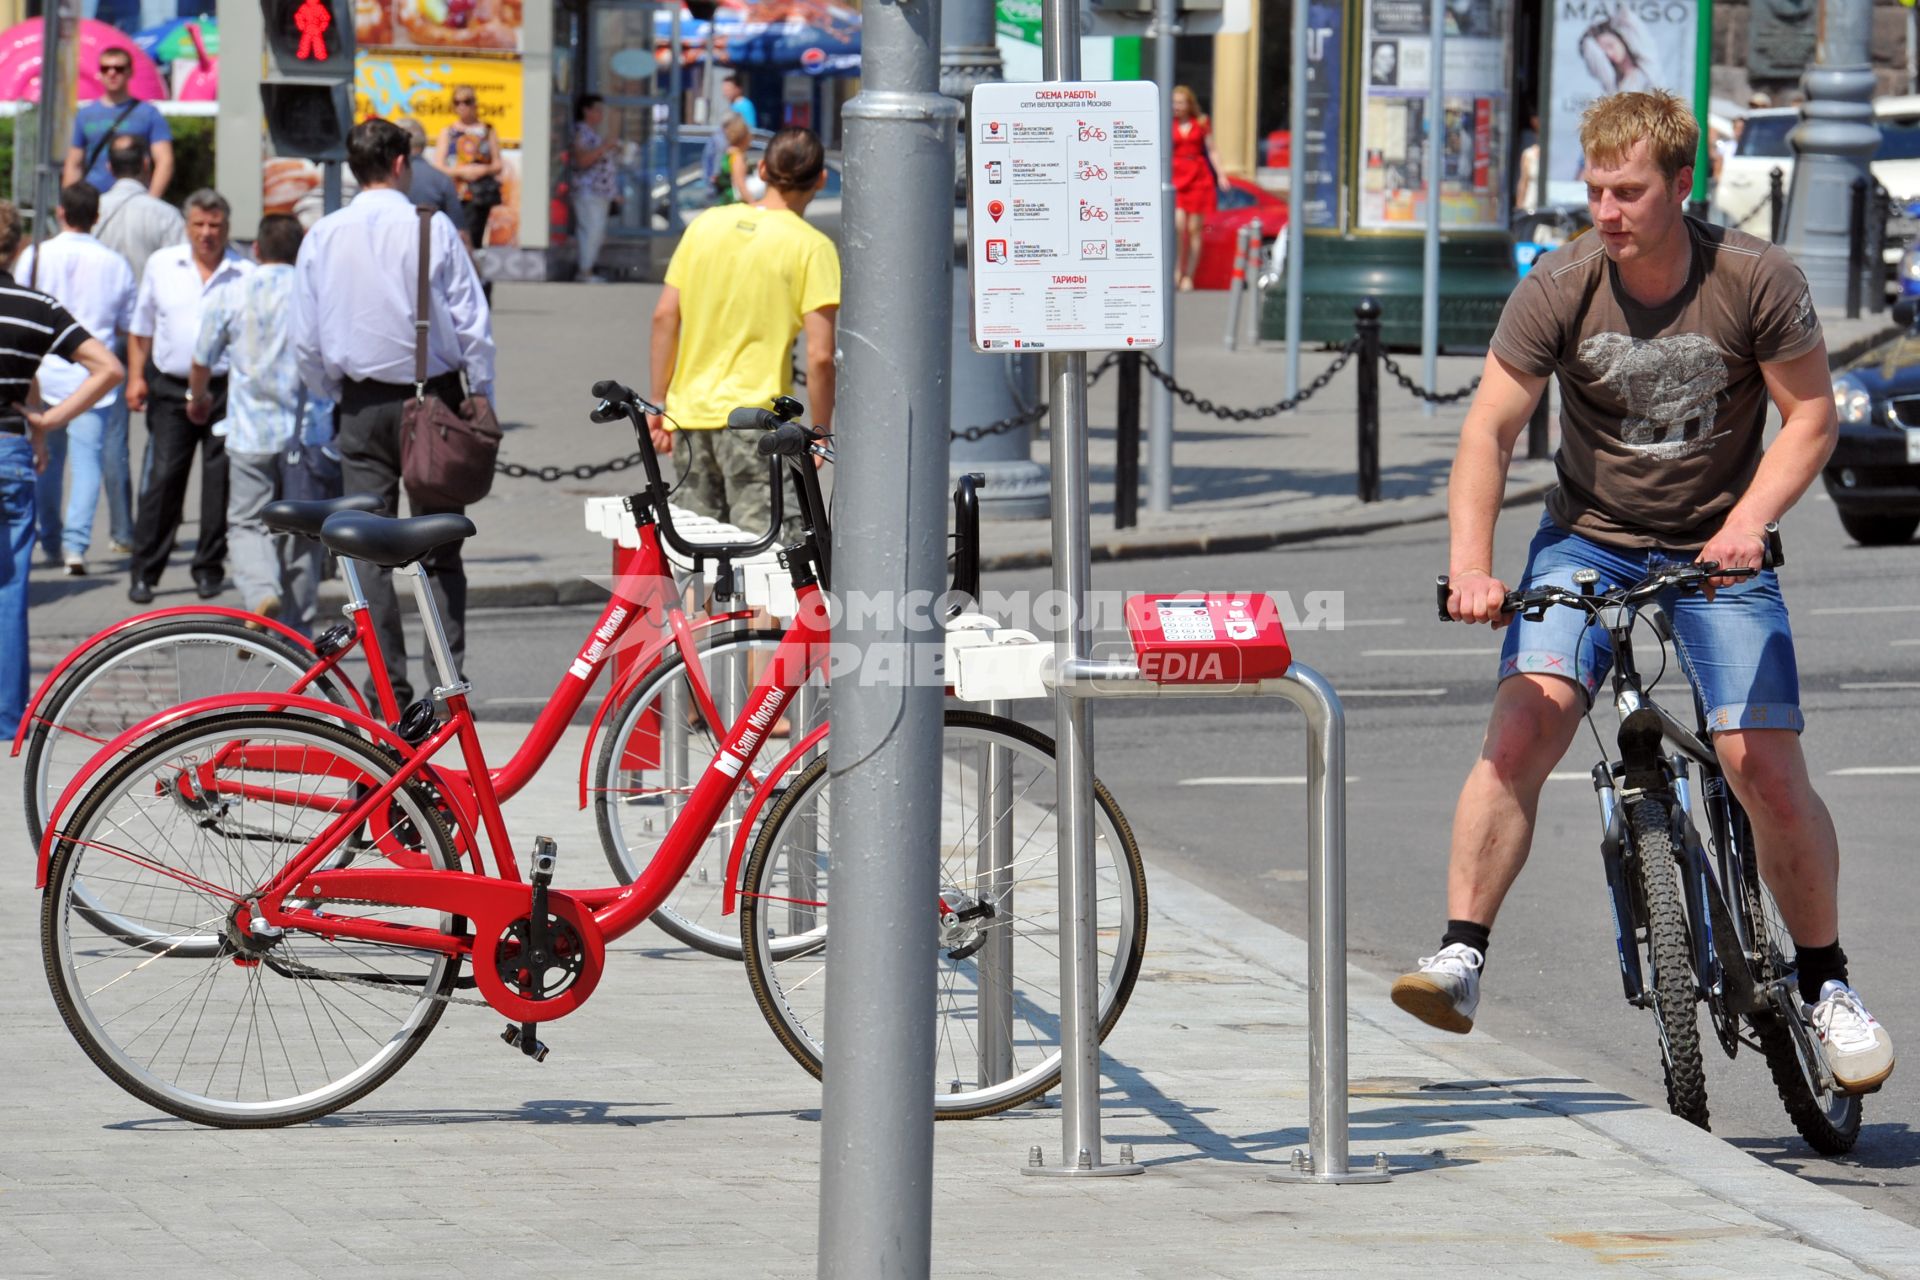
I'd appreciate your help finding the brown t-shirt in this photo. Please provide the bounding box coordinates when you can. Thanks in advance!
[1490,217,1823,550]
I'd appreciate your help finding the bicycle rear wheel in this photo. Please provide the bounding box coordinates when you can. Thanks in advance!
[593,628,827,959]
[1728,810,1862,1154]
[1627,797,1710,1130]
[42,713,461,1127]
[739,710,1149,1119]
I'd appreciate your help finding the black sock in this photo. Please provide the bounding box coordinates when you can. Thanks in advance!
[1795,940,1849,1004]
[1441,919,1491,960]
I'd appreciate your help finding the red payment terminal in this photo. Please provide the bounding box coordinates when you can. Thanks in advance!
[1123,593,1292,684]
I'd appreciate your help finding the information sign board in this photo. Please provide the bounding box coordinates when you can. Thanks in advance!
[968,80,1166,354]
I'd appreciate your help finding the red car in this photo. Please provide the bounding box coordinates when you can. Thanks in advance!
[1191,177,1290,291]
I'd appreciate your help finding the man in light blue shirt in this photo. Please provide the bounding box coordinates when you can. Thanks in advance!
[188,214,334,633]
[290,118,494,706]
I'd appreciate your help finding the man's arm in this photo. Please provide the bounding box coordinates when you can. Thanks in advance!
[148,140,175,199]
[125,334,151,411]
[186,300,230,426]
[648,286,681,453]
[27,338,124,432]
[803,305,836,432]
[1696,342,1838,585]
[62,145,84,188]
[1446,351,1549,624]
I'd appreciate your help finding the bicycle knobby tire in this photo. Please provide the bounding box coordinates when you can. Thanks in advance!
[1628,797,1710,1130]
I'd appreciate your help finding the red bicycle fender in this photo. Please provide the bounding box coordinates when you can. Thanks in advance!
[36,692,414,889]
[574,610,754,809]
[12,607,361,756]
[721,721,829,917]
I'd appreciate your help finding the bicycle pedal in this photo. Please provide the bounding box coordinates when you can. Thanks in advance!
[500,1022,551,1063]
[530,836,558,888]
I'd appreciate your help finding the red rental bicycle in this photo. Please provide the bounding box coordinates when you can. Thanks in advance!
[22,448,812,959]
[38,385,1147,1126]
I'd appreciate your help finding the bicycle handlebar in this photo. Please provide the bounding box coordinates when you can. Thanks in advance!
[1434,522,1785,623]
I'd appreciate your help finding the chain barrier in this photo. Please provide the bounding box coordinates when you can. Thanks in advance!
[1725,188,1778,233]
[495,452,647,483]
[1133,340,1358,421]
[1378,353,1482,405]
[949,351,1122,440]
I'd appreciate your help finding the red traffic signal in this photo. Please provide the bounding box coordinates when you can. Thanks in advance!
[264,0,356,80]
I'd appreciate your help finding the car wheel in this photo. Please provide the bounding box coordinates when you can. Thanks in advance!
[1837,511,1920,546]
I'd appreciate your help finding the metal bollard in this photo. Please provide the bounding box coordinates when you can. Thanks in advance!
[1354,298,1382,504]
[1223,223,1252,351]
[1242,217,1264,349]
[1847,176,1867,320]
[1115,351,1142,530]
[1769,166,1786,243]
[1871,183,1889,315]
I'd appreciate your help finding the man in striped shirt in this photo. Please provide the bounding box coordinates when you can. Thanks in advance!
[0,202,124,727]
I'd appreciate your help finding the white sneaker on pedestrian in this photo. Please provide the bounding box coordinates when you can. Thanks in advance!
[63,553,86,576]
[1809,980,1895,1094]
[1391,943,1483,1034]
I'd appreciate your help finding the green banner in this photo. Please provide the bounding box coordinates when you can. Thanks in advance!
[996,0,1043,46]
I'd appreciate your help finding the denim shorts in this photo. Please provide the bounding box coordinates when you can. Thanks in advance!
[1498,515,1804,734]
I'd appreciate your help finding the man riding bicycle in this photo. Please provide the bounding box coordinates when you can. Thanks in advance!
[1390,90,1894,1094]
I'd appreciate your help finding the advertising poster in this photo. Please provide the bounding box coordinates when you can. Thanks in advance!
[1302,1,1344,229]
[355,0,525,52]
[1358,0,1512,232]
[1546,0,1696,205]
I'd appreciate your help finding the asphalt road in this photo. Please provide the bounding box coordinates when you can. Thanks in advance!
[27,491,1917,1223]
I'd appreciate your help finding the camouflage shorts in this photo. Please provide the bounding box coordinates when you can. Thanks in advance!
[671,428,805,545]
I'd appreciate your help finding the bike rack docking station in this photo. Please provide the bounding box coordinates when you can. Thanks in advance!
[946,594,1391,1186]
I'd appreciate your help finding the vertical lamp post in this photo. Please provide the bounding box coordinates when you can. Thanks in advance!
[1781,0,1877,311]
[815,0,958,1274]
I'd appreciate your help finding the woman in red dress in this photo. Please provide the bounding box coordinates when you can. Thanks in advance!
[1171,85,1229,290]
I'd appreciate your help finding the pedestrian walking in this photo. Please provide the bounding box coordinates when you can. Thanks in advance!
[94,136,187,287]
[435,85,504,251]
[650,127,837,539]
[570,94,619,281]
[64,45,173,197]
[0,201,124,728]
[186,214,334,635]
[700,73,758,190]
[399,116,461,224]
[14,184,136,576]
[125,189,251,605]
[291,119,495,707]
[711,114,754,205]
[1170,86,1228,292]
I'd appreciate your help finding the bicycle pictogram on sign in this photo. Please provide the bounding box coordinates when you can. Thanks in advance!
[1077,121,1108,142]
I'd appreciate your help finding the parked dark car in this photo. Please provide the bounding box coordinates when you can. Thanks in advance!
[1826,314,1920,545]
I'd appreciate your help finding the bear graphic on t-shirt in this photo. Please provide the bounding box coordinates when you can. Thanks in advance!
[1577,331,1731,462]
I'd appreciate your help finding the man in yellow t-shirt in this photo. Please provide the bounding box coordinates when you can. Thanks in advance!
[648,127,839,539]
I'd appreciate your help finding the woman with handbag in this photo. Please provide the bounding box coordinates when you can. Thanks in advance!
[436,85,504,251]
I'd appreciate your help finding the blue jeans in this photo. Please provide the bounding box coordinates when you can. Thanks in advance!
[1498,514,1804,733]
[100,399,134,548]
[58,408,115,559]
[0,436,38,728]
[35,426,63,560]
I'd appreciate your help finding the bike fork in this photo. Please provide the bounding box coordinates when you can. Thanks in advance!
[1592,761,1645,1003]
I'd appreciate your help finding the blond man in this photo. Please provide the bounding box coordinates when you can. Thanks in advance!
[1391,90,1894,1095]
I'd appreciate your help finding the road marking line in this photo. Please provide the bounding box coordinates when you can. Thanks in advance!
[1839,682,1920,690]
[1337,687,1449,697]
[1547,771,1596,781]
[1362,648,1494,657]
[1829,766,1920,776]
[1892,639,1920,647]
[1337,618,1407,628]
[1179,776,1360,786]
[1810,605,1920,615]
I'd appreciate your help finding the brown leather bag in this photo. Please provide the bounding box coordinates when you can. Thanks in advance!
[400,207,501,509]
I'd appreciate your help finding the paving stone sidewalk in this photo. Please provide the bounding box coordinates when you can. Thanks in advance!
[5,723,1918,1279]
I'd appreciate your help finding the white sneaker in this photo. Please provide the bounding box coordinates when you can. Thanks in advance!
[1809,980,1895,1094]
[1390,942,1483,1034]
[62,553,86,576]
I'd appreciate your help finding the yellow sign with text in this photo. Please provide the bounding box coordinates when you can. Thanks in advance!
[355,52,523,145]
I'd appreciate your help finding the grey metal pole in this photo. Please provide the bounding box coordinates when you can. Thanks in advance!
[1148,0,1178,514]
[815,0,958,1267]
[1420,3,1444,419]
[1781,0,1877,311]
[30,0,64,267]
[1024,0,1142,1180]
[976,700,1015,1087]
[323,162,343,217]
[943,0,1048,519]
[667,7,684,233]
[1285,0,1306,398]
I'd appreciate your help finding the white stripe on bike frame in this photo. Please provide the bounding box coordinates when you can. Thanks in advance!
[1828,766,1920,776]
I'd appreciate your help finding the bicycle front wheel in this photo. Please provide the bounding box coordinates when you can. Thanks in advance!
[593,628,827,959]
[1628,797,1710,1130]
[739,710,1149,1119]
[25,617,356,847]
[1730,810,1863,1154]
[42,713,462,1127]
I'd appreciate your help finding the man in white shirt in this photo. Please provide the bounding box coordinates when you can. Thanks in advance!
[126,188,251,604]
[94,137,185,288]
[291,119,494,708]
[16,184,135,575]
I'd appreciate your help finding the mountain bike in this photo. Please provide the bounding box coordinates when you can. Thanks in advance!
[1437,527,1863,1153]
[38,383,1146,1126]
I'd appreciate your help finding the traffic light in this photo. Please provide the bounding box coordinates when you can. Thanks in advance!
[264,0,356,80]
[262,0,356,162]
